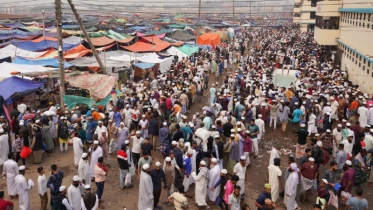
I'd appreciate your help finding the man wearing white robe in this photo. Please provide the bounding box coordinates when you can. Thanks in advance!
[0,129,9,165]
[358,103,369,127]
[78,153,91,194]
[88,141,103,179]
[208,158,220,202]
[284,163,299,210]
[368,104,373,125]
[307,112,318,135]
[94,122,108,140]
[3,153,18,198]
[72,134,84,166]
[268,158,282,204]
[255,116,265,141]
[189,145,197,184]
[67,175,82,210]
[191,160,209,208]
[15,166,32,210]
[122,105,133,128]
[269,145,281,166]
[138,163,154,210]
[233,156,247,200]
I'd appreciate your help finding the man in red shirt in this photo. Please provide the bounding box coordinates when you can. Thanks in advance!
[299,157,318,203]
[0,191,14,210]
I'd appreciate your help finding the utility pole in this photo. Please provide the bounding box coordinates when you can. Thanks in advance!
[55,0,65,107]
[66,0,107,74]
[196,0,201,43]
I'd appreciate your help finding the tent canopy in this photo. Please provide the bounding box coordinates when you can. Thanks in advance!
[11,39,79,51]
[0,76,44,104]
[167,30,195,41]
[13,57,73,68]
[0,62,57,79]
[178,45,199,56]
[197,33,221,49]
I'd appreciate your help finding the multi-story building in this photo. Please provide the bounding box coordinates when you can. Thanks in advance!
[310,0,373,92]
[293,0,317,32]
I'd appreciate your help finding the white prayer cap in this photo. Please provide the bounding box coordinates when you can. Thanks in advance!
[322,179,328,184]
[65,111,68,113]
[258,114,262,117]
[308,157,315,162]
[280,100,284,103]
[245,130,250,134]
[18,165,25,170]
[300,124,306,127]
[108,119,112,122]
[221,169,228,174]
[241,117,245,120]
[84,184,91,189]
[93,140,99,145]
[346,123,351,126]
[211,158,218,163]
[182,115,187,119]
[326,129,331,132]
[187,149,193,154]
[125,140,129,144]
[346,160,352,165]
[125,104,130,107]
[71,111,75,113]
[214,135,220,138]
[35,119,41,123]
[189,123,194,128]
[136,131,141,134]
[172,141,178,145]
[342,119,347,122]
[200,160,206,165]
[91,108,95,110]
[98,121,103,124]
[230,134,235,137]
[211,125,216,129]
[363,101,367,105]
[203,111,207,114]
[326,112,331,116]
[142,163,150,170]
[337,124,342,128]
[179,138,184,143]
[370,104,373,107]
[237,128,241,132]
[240,156,246,160]
[73,175,80,181]
[163,122,168,126]
[142,114,145,118]
[19,122,24,126]
[316,141,323,147]
[155,162,161,167]
[261,103,266,106]
[82,153,88,158]
[59,186,66,192]
[76,106,79,109]
[295,102,299,105]
[315,134,320,137]
[165,157,171,162]
[147,108,151,110]
[120,122,124,125]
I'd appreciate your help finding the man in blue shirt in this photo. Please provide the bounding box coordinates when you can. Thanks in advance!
[248,119,260,157]
[291,104,304,132]
[183,150,193,195]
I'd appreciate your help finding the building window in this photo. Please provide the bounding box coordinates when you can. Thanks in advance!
[359,63,361,68]
[364,59,366,64]
[363,66,365,71]
[368,23,370,29]
[360,13,362,20]
[364,13,366,21]
[310,12,316,19]
[369,62,371,67]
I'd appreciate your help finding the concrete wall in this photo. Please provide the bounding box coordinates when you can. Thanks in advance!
[316,1,342,17]
[314,27,339,45]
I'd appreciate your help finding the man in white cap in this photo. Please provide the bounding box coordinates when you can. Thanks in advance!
[150,162,167,210]
[268,158,282,205]
[332,124,343,158]
[67,175,82,210]
[78,153,90,194]
[128,130,144,169]
[88,140,103,180]
[94,121,108,140]
[233,156,247,201]
[182,149,193,193]
[284,163,299,210]
[3,152,18,199]
[71,131,84,168]
[299,157,318,203]
[15,165,32,210]
[208,158,221,203]
[58,186,72,210]
[138,163,154,210]
[117,122,129,152]
[320,129,333,155]
[122,104,133,128]
[341,160,355,193]
[192,160,210,209]
[0,128,9,165]
[81,184,98,210]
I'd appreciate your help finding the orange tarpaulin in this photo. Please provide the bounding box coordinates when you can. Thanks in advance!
[83,36,115,46]
[122,39,170,52]
[31,36,58,42]
[171,42,184,47]
[117,36,135,44]
[197,33,221,49]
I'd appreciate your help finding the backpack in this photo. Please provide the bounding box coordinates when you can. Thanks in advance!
[59,123,69,139]
[321,148,331,165]
[116,99,124,110]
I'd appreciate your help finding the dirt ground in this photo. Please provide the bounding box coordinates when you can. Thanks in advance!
[1,70,372,210]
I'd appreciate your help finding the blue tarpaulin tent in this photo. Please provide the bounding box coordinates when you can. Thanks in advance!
[1,23,26,28]
[0,76,44,105]
[11,40,79,51]
[13,57,73,68]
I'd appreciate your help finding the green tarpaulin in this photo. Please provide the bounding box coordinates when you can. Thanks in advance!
[63,90,120,110]
[167,24,186,29]
[106,30,129,40]
[75,31,105,38]
[178,45,199,56]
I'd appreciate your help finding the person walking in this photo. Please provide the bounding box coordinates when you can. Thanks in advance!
[2,153,18,200]
[284,163,299,210]
[150,162,167,210]
[267,158,283,205]
[15,165,32,210]
[81,184,99,210]
[78,153,91,193]
[47,164,64,210]
[191,160,210,209]
[138,164,154,209]
[57,186,72,210]
[67,175,82,210]
[94,157,107,209]
[37,167,48,210]
[89,141,103,181]
[117,144,130,189]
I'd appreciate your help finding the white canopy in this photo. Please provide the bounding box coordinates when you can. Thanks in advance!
[0,62,57,79]
[136,53,173,73]
[63,36,83,45]
[167,46,188,58]
[0,44,48,60]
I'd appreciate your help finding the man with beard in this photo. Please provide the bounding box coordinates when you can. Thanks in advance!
[341,135,354,157]
[81,184,98,210]
[94,157,108,209]
[150,162,167,210]
[192,160,210,209]
[284,163,299,210]
[88,141,103,181]
[233,156,247,202]
[57,186,72,210]
[138,163,154,209]
[322,161,339,209]
[67,175,82,210]
[299,157,318,203]
[208,158,221,203]
[78,153,90,194]
[15,165,33,210]
[3,153,18,200]
[332,124,343,158]
[320,129,333,155]
[228,185,242,210]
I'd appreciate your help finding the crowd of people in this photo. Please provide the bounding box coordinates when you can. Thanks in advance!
[0,19,372,210]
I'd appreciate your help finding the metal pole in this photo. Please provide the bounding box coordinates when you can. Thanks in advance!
[66,0,107,74]
[196,0,201,43]
[56,0,65,107]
